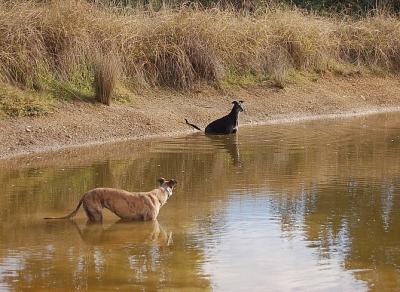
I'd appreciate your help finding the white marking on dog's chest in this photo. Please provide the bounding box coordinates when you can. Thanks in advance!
[165,187,173,197]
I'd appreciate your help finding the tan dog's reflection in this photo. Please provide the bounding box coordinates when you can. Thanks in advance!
[70,219,172,246]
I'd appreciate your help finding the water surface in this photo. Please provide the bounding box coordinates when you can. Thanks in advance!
[1,112,400,291]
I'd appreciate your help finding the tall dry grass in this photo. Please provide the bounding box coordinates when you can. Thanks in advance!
[0,0,400,115]
[93,53,120,105]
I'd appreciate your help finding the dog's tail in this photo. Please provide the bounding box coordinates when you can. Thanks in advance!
[185,119,202,131]
[44,198,83,220]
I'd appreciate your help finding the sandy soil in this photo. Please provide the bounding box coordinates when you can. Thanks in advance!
[1,75,400,160]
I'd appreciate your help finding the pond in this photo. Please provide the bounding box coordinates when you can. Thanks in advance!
[1,112,400,291]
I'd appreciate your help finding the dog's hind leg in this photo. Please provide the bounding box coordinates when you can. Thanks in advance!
[83,201,103,223]
[143,209,158,221]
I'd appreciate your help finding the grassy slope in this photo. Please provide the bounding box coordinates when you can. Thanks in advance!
[1,0,400,117]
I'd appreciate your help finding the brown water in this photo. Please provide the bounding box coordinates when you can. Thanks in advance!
[1,112,400,291]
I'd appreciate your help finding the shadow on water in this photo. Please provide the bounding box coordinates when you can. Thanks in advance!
[1,112,400,290]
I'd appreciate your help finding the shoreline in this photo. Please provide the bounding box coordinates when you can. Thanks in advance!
[2,76,400,161]
[2,106,400,162]
[245,106,400,126]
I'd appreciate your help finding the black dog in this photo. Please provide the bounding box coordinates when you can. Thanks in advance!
[185,101,245,134]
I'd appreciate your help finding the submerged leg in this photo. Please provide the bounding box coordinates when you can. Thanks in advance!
[83,201,103,223]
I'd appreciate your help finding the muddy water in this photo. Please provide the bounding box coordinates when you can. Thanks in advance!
[1,112,400,291]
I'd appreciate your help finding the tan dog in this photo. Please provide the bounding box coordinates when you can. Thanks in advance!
[44,178,177,222]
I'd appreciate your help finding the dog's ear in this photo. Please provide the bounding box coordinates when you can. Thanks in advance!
[167,179,177,188]
[232,100,244,105]
[158,177,166,185]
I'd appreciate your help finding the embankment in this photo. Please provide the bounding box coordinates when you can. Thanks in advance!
[1,76,400,159]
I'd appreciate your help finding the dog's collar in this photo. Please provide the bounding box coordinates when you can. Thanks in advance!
[159,186,173,204]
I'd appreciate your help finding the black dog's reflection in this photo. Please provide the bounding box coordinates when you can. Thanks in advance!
[69,219,172,246]
[186,132,242,166]
[206,133,242,166]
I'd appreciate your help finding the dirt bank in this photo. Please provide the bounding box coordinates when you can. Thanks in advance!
[1,76,400,160]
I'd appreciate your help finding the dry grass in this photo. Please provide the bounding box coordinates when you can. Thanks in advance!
[0,83,50,117]
[0,0,400,116]
[93,53,120,105]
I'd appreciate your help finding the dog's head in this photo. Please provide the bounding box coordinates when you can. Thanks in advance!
[232,100,245,112]
[158,177,177,197]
